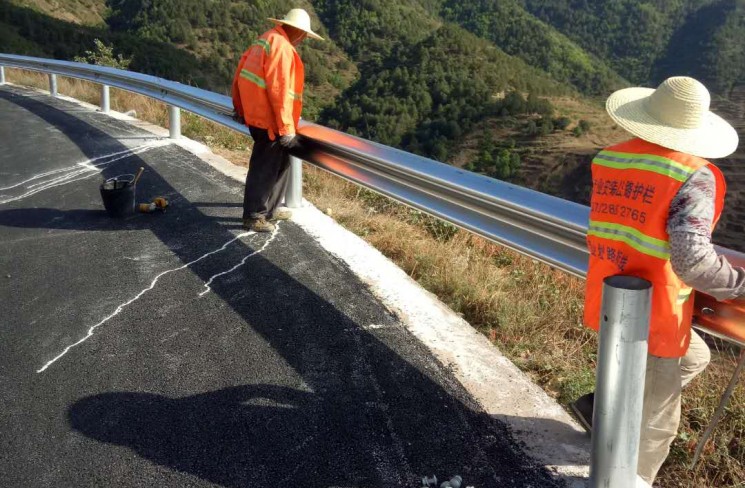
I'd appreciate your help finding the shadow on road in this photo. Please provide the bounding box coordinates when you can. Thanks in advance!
[0,87,564,487]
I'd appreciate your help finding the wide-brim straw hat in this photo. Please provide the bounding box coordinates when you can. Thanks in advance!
[269,8,324,41]
[606,76,738,159]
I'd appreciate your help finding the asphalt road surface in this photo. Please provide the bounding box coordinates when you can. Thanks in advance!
[0,85,561,488]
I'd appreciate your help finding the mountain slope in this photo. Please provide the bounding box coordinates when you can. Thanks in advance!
[436,0,627,95]
[520,0,745,95]
[314,0,570,161]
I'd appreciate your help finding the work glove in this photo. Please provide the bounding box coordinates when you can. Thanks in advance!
[279,133,299,149]
[231,109,244,125]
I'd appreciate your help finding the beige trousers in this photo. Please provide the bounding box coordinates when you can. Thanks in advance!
[638,330,711,484]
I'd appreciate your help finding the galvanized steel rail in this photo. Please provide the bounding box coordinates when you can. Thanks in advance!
[1,53,743,346]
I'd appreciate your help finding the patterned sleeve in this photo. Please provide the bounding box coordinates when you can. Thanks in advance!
[667,167,745,301]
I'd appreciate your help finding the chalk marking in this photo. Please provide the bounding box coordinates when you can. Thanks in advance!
[1,143,167,205]
[198,224,280,297]
[0,146,144,191]
[37,229,257,373]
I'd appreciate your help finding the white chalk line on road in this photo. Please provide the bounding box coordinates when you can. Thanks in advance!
[0,146,142,191]
[0,142,168,205]
[37,227,280,373]
[198,223,280,297]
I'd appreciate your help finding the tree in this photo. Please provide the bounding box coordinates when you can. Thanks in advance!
[553,116,571,130]
[73,39,132,69]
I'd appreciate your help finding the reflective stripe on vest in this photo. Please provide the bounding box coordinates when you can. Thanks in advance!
[593,150,697,182]
[252,39,271,56]
[240,69,266,89]
[677,288,693,305]
[588,220,670,260]
[288,90,302,102]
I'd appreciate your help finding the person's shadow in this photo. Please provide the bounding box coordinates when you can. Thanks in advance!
[68,385,345,487]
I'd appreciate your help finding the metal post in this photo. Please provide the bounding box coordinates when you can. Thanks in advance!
[590,275,652,488]
[48,73,58,97]
[284,155,303,208]
[101,85,110,113]
[168,105,181,139]
[0,66,5,85]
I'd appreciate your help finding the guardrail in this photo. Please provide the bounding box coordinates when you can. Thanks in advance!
[0,53,742,349]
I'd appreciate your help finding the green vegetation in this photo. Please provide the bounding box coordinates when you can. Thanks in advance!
[521,0,745,94]
[465,134,521,181]
[438,0,627,95]
[314,0,568,161]
[73,38,131,69]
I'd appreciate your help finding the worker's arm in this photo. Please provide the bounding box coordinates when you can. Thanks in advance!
[231,50,248,120]
[231,51,247,121]
[668,167,745,300]
[264,43,295,137]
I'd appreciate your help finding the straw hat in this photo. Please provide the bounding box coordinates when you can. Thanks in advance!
[269,8,324,41]
[606,76,738,159]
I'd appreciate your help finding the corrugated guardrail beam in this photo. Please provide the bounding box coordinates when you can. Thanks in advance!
[0,53,742,346]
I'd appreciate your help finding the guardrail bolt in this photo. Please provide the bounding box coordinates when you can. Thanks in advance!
[101,85,110,113]
[48,73,58,97]
[168,105,181,139]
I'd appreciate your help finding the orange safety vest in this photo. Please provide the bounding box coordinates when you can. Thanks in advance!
[584,138,726,358]
[231,26,305,140]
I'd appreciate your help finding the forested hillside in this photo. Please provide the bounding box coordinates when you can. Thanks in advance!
[520,0,745,95]
[314,0,567,161]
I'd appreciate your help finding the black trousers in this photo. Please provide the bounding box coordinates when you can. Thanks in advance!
[243,126,291,220]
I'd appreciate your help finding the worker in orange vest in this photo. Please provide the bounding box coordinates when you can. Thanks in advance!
[573,77,743,484]
[231,9,323,232]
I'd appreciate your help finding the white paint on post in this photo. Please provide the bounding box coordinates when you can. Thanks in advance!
[590,276,652,488]
[0,66,6,85]
[284,155,303,208]
[48,73,58,97]
[168,105,181,139]
[101,84,110,113]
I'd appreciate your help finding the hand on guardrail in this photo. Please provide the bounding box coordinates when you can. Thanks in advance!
[231,109,244,125]
[279,134,299,149]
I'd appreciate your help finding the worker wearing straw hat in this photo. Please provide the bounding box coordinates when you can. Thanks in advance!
[232,8,323,232]
[574,76,744,484]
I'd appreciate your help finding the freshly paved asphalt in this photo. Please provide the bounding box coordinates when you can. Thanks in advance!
[0,85,561,488]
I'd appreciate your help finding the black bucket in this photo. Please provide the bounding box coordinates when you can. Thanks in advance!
[100,174,136,218]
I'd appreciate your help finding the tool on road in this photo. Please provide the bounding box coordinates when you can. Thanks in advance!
[100,173,136,218]
[138,196,169,213]
[133,166,145,185]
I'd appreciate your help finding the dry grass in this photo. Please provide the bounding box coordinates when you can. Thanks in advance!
[5,70,744,487]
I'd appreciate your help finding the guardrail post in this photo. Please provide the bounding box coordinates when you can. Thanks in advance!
[285,155,303,208]
[590,275,652,488]
[168,105,180,139]
[0,66,5,85]
[100,85,110,113]
[48,73,58,97]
